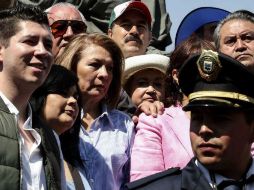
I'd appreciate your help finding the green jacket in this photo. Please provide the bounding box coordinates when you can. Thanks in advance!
[0,97,61,189]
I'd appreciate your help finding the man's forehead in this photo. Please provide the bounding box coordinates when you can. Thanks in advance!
[220,19,254,36]
[222,19,254,29]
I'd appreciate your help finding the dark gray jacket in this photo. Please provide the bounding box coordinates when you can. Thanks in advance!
[0,97,62,189]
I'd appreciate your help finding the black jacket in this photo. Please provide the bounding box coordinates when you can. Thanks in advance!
[125,158,213,190]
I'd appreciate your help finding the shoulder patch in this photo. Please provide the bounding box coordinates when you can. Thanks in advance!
[125,167,181,189]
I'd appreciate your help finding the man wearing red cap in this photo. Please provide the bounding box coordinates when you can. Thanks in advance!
[108,1,152,58]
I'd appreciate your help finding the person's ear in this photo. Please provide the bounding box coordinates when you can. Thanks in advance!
[108,28,112,38]
[172,69,179,85]
[249,120,254,143]
[0,43,4,64]
[0,44,5,71]
[149,31,152,41]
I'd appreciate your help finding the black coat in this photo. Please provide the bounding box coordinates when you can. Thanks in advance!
[125,158,213,190]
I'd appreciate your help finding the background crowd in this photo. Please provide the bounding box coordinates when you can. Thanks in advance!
[1,1,254,190]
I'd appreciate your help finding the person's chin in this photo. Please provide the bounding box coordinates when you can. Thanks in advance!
[197,153,222,167]
[124,47,143,58]
[61,118,75,128]
[26,73,48,87]
[239,59,254,67]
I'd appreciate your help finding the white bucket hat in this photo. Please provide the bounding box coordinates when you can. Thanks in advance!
[123,54,170,85]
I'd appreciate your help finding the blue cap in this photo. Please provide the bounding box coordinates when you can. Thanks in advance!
[175,7,230,47]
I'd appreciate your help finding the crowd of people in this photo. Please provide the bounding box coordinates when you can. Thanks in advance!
[1,1,254,190]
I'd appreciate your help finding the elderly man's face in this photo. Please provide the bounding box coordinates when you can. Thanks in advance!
[47,6,86,58]
[219,19,254,74]
[108,9,151,58]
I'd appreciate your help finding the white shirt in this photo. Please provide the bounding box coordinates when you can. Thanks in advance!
[0,91,47,190]
[53,131,67,190]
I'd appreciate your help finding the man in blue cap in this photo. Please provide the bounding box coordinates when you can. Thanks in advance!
[125,49,254,189]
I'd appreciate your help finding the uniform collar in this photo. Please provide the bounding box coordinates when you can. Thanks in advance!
[196,158,254,188]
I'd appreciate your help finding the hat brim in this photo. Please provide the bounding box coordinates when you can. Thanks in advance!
[175,7,230,46]
[183,98,254,111]
[123,54,169,85]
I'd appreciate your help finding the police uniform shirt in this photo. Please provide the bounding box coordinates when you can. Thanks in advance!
[196,159,254,190]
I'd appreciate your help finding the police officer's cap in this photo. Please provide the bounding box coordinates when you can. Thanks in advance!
[179,50,254,111]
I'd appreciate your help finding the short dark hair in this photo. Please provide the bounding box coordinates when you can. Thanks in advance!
[0,4,49,47]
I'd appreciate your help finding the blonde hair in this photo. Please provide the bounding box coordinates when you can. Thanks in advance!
[55,33,124,109]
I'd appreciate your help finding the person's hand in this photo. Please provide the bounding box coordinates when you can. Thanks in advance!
[132,101,164,124]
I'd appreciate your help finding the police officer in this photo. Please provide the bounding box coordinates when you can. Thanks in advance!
[125,50,254,190]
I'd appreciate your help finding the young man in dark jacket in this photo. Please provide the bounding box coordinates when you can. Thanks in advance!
[0,4,61,189]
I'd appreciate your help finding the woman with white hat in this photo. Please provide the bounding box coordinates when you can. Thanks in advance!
[123,53,193,181]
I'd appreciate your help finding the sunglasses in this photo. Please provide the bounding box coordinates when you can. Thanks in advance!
[50,20,87,38]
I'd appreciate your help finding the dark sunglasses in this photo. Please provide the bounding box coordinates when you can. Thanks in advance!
[50,20,87,38]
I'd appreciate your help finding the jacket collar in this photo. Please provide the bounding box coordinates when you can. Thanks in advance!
[182,158,213,190]
[0,92,18,114]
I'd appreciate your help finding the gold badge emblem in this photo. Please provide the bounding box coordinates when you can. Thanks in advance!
[196,50,222,82]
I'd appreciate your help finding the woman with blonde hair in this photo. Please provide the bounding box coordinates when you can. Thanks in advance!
[56,33,135,190]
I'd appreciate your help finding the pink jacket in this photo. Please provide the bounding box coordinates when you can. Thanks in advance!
[130,106,193,181]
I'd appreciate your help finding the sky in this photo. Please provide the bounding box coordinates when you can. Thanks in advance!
[165,0,254,51]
